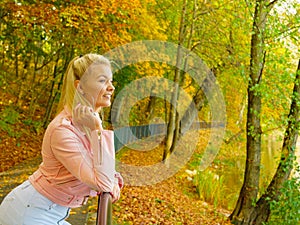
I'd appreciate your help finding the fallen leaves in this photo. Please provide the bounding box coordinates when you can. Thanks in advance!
[86,137,232,225]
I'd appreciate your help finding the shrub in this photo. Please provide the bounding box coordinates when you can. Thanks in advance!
[0,106,20,137]
[267,163,300,225]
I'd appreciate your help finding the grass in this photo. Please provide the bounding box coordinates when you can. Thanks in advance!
[193,170,226,208]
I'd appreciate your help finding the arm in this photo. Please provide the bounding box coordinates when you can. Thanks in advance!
[51,126,115,193]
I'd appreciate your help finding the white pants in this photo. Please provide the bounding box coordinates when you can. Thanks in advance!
[0,180,71,225]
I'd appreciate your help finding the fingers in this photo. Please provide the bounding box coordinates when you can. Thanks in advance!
[73,104,100,131]
[115,173,124,189]
[111,185,121,203]
[75,104,93,116]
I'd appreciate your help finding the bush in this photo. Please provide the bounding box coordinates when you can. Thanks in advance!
[0,106,20,137]
[267,163,300,225]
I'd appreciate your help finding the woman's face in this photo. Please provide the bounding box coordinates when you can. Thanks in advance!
[80,63,114,110]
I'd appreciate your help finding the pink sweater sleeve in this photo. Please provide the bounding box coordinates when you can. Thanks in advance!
[50,126,115,193]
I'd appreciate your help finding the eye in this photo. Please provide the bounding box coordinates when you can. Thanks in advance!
[98,78,106,83]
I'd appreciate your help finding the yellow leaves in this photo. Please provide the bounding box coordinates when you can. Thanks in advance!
[81,140,232,224]
[88,27,93,33]
[135,61,170,77]
[4,0,169,54]
[100,178,231,224]
[0,110,43,172]
[131,2,168,41]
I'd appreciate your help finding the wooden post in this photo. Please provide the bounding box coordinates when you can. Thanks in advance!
[96,192,112,225]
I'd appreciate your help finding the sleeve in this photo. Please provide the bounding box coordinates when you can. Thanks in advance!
[50,126,115,193]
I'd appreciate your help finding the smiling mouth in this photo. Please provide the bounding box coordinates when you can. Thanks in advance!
[103,94,111,99]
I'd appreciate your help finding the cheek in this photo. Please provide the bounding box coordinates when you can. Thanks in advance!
[87,83,103,94]
[95,86,106,98]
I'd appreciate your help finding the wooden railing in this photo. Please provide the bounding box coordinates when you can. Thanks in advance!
[96,192,112,225]
[114,121,225,151]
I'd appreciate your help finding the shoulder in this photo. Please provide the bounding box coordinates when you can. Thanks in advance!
[46,117,88,154]
[45,112,82,141]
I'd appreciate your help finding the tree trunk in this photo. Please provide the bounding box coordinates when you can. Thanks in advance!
[180,85,205,134]
[169,0,199,154]
[173,0,199,137]
[146,95,158,121]
[146,80,160,122]
[43,55,61,128]
[230,1,276,224]
[16,63,28,108]
[163,0,187,162]
[163,50,183,161]
[249,59,300,224]
[29,53,40,117]
[43,51,71,127]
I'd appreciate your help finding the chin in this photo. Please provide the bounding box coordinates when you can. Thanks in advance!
[96,103,111,108]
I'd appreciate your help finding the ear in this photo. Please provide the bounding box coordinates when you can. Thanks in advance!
[74,80,80,89]
[74,80,84,94]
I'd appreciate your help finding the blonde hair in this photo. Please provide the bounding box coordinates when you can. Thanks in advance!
[56,53,111,114]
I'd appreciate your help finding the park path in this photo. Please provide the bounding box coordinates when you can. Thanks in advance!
[0,155,90,225]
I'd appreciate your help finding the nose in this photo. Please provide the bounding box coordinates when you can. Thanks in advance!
[107,80,115,92]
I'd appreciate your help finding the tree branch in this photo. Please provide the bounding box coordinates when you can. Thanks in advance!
[267,0,279,8]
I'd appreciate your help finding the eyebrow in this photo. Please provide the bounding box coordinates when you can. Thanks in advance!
[96,74,113,79]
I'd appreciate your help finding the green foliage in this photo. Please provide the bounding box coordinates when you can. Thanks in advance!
[266,163,300,225]
[193,170,225,208]
[189,153,203,167]
[0,74,4,87]
[23,119,43,134]
[0,106,20,137]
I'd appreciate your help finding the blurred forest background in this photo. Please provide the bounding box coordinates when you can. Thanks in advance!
[0,0,299,224]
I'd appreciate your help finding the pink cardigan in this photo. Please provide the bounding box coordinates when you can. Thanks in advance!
[29,110,120,208]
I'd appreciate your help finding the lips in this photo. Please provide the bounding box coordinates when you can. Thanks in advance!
[102,94,111,99]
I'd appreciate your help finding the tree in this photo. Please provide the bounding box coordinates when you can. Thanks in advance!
[0,0,167,128]
[163,0,187,161]
[253,58,300,224]
[230,1,299,224]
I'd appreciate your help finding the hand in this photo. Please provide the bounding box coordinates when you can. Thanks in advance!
[115,172,124,189]
[110,184,121,203]
[73,104,102,131]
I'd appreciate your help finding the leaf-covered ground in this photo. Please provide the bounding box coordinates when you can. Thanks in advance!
[85,134,233,224]
[86,176,232,225]
[0,91,44,173]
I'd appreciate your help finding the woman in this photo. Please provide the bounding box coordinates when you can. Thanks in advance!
[0,53,123,225]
